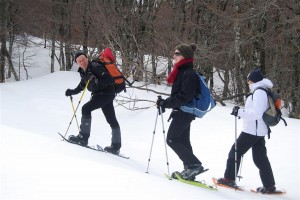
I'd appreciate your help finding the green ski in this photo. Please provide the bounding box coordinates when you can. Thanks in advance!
[165,173,217,191]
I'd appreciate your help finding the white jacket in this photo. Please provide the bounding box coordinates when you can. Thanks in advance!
[237,78,273,136]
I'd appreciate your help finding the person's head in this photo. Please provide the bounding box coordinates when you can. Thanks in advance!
[74,51,89,69]
[173,43,197,64]
[247,68,264,85]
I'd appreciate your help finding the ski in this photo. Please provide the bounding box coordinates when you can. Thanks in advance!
[212,177,286,194]
[57,132,129,159]
[58,132,104,152]
[250,189,286,195]
[212,177,244,191]
[96,145,130,159]
[164,173,173,180]
[165,172,217,191]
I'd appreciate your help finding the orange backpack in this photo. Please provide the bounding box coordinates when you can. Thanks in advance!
[97,48,126,93]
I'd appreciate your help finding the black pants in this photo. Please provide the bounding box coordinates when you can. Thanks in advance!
[224,132,275,187]
[81,94,120,129]
[166,110,201,167]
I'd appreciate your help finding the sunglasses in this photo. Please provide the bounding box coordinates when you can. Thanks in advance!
[174,52,181,56]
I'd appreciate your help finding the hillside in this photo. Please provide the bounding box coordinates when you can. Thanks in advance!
[0,71,299,200]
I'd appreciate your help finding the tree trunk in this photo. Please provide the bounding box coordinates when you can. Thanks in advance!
[0,36,6,83]
[290,52,300,118]
[4,46,19,81]
[222,69,230,98]
[0,0,7,82]
[134,52,144,82]
[59,41,65,71]
[82,0,91,54]
[50,0,57,73]
[65,42,72,70]
[233,0,244,103]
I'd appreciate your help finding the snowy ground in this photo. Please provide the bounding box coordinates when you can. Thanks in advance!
[1,36,300,199]
[1,70,299,200]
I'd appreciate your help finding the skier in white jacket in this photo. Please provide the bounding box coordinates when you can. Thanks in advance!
[239,76,273,137]
[217,68,277,193]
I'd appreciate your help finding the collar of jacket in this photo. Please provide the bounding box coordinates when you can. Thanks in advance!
[175,58,194,69]
[166,58,194,84]
[178,62,194,71]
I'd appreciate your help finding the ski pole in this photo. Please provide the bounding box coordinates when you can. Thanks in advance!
[159,102,170,177]
[63,80,90,139]
[70,96,80,131]
[234,115,238,181]
[145,109,159,173]
[146,96,170,177]
[234,115,243,181]
[237,155,244,180]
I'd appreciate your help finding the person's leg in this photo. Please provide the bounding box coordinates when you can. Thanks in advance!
[224,132,260,181]
[252,137,275,188]
[69,95,114,146]
[101,96,122,153]
[167,111,200,166]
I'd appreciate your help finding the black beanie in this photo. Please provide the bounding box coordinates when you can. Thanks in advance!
[175,43,197,59]
[247,68,264,83]
[74,51,87,63]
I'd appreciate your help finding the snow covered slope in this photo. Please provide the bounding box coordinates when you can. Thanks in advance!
[1,71,299,200]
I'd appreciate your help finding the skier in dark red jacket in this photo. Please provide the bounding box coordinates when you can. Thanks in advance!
[157,43,206,180]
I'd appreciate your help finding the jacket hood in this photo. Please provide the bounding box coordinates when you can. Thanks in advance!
[249,78,273,92]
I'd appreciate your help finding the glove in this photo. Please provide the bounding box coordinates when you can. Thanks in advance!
[231,106,240,117]
[156,97,166,115]
[65,89,75,97]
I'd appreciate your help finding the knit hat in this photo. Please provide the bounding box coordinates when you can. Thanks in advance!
[175,43,197,59]
[247,68,264,83]
[74,51,87,63]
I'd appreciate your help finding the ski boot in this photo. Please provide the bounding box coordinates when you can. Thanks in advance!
[171,169,196,180]
[181,164,205,180]
[217,178,238,189]
[68,133,88,146]
[104,143,121,155]
[256,186,276,194]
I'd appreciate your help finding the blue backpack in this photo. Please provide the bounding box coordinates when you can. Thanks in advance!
[180,73,216,118]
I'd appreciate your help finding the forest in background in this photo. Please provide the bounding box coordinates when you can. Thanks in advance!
[0,0,299,118]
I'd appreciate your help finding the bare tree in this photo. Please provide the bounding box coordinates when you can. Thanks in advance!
[3,0,300,118]
[0,0,20,82]
[0,0,6,82]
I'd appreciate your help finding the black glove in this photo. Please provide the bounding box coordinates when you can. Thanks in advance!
[156,97,166,115]
[231,106,240,117]
[65,89,75,97]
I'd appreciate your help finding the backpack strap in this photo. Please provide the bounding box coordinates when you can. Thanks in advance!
[102,60,114,65]
[254,87,268,94]
[267,126,271,139]
[280,116,287,126]
[90,61,106,78]
[251,87,272,139]
[184,69,200,97]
